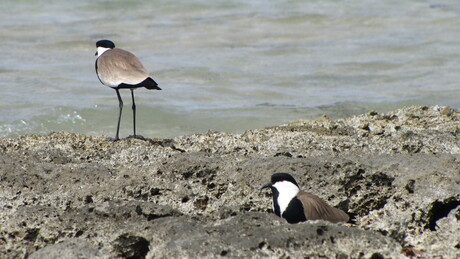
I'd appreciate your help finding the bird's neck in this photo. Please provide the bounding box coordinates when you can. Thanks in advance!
[272,181,300,216]
[96,47,111,57]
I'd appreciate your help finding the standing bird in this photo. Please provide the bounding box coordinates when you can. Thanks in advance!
[261,173,350,224]
[95,40,161,140]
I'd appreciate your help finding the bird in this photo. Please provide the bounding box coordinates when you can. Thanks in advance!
[95,39,161,140]
[261,173,350,224]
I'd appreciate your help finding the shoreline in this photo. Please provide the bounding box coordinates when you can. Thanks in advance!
[1,105,459,258]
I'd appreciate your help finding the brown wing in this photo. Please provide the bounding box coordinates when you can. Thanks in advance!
[97,48,149,87]
[297,191,349,223]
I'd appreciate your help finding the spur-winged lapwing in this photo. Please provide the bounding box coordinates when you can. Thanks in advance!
[261,173,350,224]
[95,39,161,140]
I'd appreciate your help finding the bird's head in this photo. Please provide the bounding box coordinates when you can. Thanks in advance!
[261,173,300,193]
[95,40,115,57]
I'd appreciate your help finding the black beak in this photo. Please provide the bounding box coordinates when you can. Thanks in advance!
[261,183,272,190]
[95,51,98,56]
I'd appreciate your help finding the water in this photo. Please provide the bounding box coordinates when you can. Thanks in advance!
[1,0,459,138]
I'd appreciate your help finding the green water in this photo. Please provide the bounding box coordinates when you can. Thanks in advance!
[1,0,459,138]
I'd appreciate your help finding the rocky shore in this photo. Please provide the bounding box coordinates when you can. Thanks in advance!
[0,105,459,258]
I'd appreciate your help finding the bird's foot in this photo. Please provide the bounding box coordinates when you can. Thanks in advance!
[106,136,120,142]
[126,135,151,141]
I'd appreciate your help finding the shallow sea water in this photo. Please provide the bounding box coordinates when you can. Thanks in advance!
[1,0,459,138]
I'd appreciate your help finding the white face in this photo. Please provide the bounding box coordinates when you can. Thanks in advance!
[272,180,300,216]
[96,46,111,57]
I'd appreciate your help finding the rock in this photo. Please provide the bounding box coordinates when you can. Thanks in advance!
[113,234,150,259]
[147,212,401,258]
[0,105,459,258]
[28,239,101,259]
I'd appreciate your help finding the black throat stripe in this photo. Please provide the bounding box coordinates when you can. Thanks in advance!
[272,188,281,217]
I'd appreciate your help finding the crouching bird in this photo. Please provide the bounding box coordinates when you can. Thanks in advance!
[95,39,161,140]
[261,173,350,224]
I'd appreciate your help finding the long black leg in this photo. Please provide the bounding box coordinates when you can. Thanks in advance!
[115,89,123,140]
[131,89,136,137]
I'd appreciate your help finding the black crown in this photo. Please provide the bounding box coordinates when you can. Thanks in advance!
[96,40,115,49]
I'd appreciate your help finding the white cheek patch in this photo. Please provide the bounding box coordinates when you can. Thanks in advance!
[96,47,111,57]
[273,181,300,216]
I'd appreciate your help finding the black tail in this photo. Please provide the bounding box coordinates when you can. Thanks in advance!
[117,77,161,90]
[144,77,161,90]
